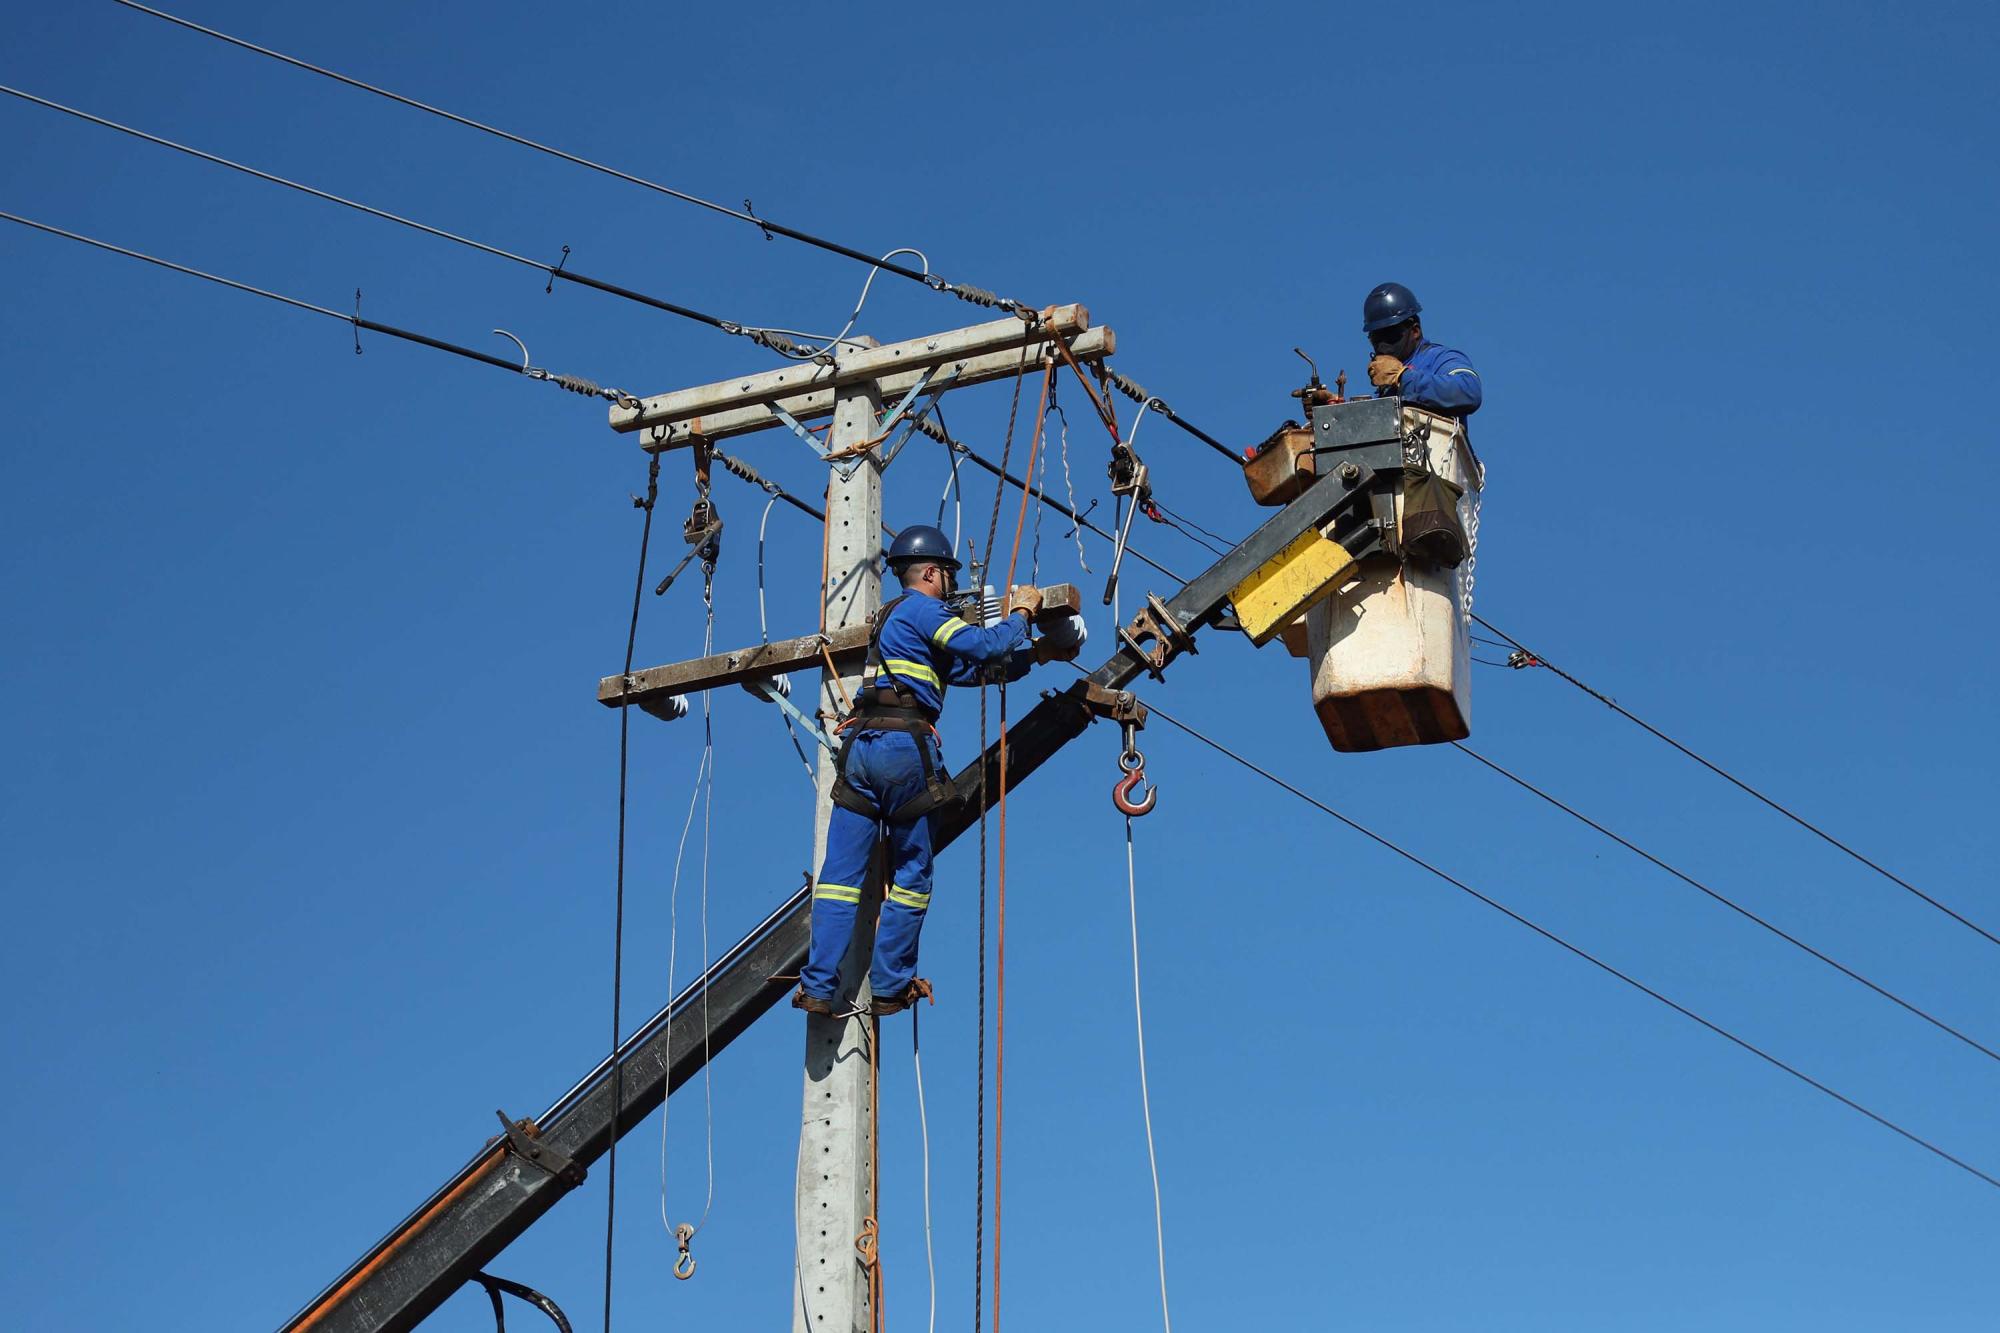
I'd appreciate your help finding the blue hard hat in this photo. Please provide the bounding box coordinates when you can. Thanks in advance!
[1362,282,1423,333]
[888,524,960,571]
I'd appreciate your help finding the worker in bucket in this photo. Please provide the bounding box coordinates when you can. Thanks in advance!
[1361,282,1482,417]
[794,524,1081,1018]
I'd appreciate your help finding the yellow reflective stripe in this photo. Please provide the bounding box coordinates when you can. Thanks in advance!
[932,616,972,646]
[886,885,931,910]
[882,657,941,686]
[813,883,863,903]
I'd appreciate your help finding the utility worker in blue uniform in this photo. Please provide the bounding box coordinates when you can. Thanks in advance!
[1361,282,1482,418]
[794,525,1072,1017]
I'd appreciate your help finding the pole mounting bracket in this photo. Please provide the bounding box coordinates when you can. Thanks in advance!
[1069,680,1149,731]
[1116,593,1197,682]
[493,1111,585,1188]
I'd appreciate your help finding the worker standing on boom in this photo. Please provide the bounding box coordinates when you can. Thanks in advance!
[1361,281,1482,417]
[795,525,1074,1017]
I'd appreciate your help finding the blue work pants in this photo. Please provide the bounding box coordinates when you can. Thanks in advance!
[802,729,940,1001]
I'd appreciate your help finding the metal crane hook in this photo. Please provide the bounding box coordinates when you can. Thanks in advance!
[1112,746,1157,817]
[673,1222,698,1280]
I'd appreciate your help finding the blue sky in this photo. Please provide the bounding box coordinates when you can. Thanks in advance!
[4,2,1997,1329]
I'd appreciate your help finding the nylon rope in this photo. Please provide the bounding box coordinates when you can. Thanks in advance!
[660,583,718,1254]
[1124,814,1173,1333]
[913,1005,938,1333]
[603,453,661,1332]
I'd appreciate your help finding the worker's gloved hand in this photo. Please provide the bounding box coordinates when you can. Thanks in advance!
[1005,585,1044,619]
[1367,354,1406,388]
[1032,634,1079,664]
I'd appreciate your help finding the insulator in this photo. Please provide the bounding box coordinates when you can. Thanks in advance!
[742,674,792,699]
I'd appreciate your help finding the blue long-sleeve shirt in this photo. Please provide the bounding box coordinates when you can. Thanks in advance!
[1379,339,1482,417]
[870,591,1033,718]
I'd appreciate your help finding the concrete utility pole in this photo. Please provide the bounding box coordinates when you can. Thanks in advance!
[608,305,1113,1332]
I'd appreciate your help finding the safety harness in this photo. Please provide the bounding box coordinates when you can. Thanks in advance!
[829,594,960,823]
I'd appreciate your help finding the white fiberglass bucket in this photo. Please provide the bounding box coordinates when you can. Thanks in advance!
[1305,407,1483,752]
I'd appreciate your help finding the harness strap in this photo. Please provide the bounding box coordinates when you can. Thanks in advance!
[829,713,958,822]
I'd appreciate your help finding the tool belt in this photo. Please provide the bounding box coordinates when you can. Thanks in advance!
[830,698,958,823]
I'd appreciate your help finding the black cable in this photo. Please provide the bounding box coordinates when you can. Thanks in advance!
[475,1273,574,1333]
[1455,743,2000,1064]
[1147,498,1237,555]
[1472,613,2000,951]
[0,83,785,339]
[0,208,636,398]
[604,455,661,1333]
[115,1,1024,315]
[1139,698,2000,1194]
[1098,367,1241,462]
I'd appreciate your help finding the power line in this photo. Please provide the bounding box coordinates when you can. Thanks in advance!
[1099,366,1241,463]
[114,1,1026,316]
[1455,743,2000,1064]
[0,83,865,354]
[1473,613,2000,951]
[1,207,635,401]
[1138,697,2000,1194]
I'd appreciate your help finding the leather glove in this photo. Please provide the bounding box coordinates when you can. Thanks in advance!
[1032,635,1078,664]
[1367,354,1406,388]
[1004,585,1044,619]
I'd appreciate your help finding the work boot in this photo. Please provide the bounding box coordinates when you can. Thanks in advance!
[791,988,834,1016]
[869,978,935,1016]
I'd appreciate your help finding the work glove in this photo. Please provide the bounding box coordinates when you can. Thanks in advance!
[1033,635,1079,664]
[1367,354,1406,388]
[1004,585,1044,619]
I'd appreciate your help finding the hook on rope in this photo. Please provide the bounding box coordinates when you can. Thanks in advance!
[673,1222,698,1281]
[1112,714,1157,816]
[545,243,570,294]
[352,288,364,355]
[1113,749,1157,817]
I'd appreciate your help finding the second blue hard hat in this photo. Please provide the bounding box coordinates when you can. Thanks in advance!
[1362,281,1423,333]
[887,524,961,571]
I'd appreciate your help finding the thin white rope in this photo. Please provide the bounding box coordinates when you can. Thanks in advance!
[913,1009,937,1333]
[661,598,718,1241]
[1124,815,1172,1333]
